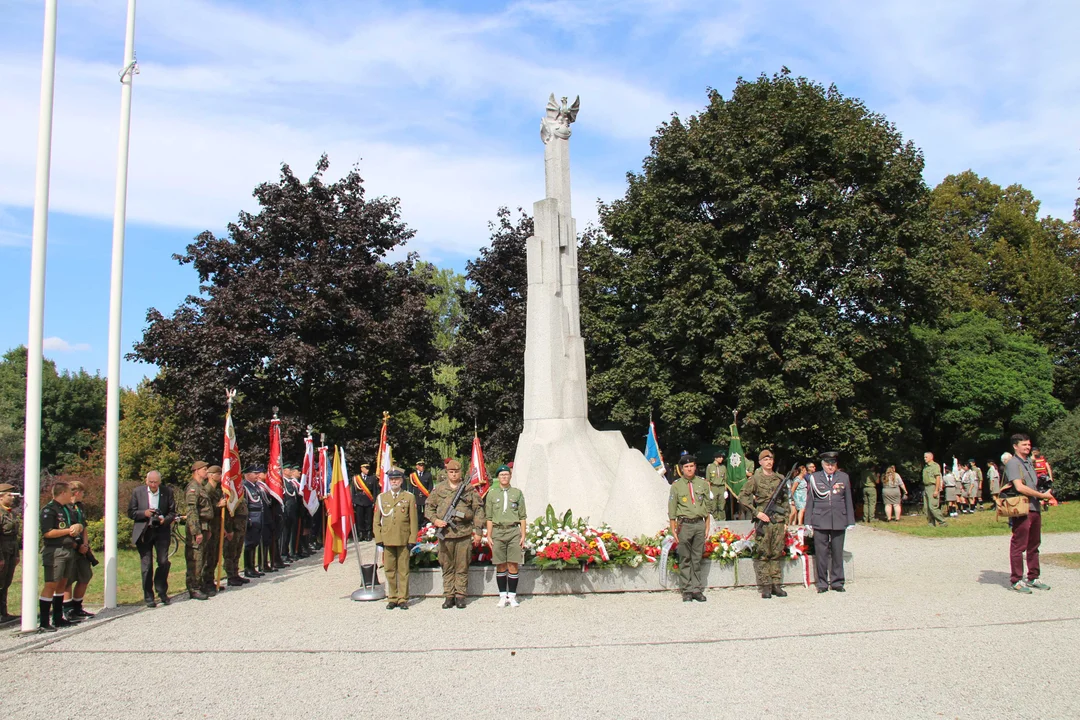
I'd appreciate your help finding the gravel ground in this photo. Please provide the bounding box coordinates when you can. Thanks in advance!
[2,526,1077,719]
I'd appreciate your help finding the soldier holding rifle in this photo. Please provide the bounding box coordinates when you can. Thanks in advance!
[426,459,485,609]
[739,449,790,599]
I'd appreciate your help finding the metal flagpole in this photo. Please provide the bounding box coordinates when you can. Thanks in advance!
[103,0,139,610]
[20,0,59,635]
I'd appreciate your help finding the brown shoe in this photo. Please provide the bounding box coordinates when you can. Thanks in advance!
[455,596,467,609]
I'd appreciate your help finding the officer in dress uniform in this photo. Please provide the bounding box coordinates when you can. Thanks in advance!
[805,451,855,592]
[410,461,433,519]
[426,458,485,609]
[739,449,790,599]
[668,454,712,603]
[281,464,301,560]
[485,465,527,608]
[374,469,418,610]
[184,462,214,601]
[242,467,266,579]
[352,462,377,541]
[0,483,22,624]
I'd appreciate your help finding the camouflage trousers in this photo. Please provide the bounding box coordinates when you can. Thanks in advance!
[202,516,224,588]
[438,536,472,597]
[185,527,212,592]
[753,521,786,590]
[223,518,246,578]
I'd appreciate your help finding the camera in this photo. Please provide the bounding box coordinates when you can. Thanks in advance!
[148,508,165,527]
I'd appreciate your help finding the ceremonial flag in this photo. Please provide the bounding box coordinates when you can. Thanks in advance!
[375,412,393,493]
[323,445,354,569]
[315,443,328,499]
[644,420,666,477]
[266,414,285,505]
[727,422,750,498]
[468,432,489,498]
[221,395,243,514]
[300,432,320,516]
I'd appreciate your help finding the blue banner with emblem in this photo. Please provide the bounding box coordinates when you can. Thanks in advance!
[644,421,666,477]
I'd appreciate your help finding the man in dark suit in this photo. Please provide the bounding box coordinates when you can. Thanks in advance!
[805,451,855,593]
[127,470,177,607]
[410,461,433,519]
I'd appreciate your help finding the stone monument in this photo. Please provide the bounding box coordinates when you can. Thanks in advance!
[513,95,669,537]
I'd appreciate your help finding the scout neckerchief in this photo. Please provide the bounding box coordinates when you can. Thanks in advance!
[50,500,72,529]
[409,471,430,498]
[499,486,512,512]
[686,476,697,505]
[353,474,375,502]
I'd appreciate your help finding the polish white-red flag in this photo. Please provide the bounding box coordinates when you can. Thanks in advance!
[266,414,285,504]
[299,432,320,516]
[221,394,243,514]
[468,433,490,499]
[315,443,328,498]
[375,412,393,493]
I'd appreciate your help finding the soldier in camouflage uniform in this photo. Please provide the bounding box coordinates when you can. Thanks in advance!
[705,450,727,522]
[425,458,485,609]
[0,483,21,624]
[739,449,790,599]
[184,461,214,600]
[222,470,249,587]
[374,469,418,609]
[202,466,226,595]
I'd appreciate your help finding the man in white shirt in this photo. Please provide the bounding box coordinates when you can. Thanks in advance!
[127,471,177,607]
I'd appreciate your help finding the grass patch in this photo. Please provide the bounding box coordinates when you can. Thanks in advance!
[1042,553,1080,570]
[8,547,189,607]
[875,501,1080,538]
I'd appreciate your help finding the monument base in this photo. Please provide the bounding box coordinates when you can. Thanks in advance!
[399,553,854,597]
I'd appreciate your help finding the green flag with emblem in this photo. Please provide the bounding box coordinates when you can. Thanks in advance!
[726,422,750,497]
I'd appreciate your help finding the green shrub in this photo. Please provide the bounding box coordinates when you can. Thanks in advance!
[1041,407,1080,501]
[84,515,136,551]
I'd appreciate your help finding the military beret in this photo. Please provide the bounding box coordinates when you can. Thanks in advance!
[678,454,696,467]
[444,459,461,471]
[388,468,404,479]
[0,483,16,493]
[496,465,511,474]
[819,451,839,463]
[191,460,209,471]
[758,449,773,461]
[207,465,222,474]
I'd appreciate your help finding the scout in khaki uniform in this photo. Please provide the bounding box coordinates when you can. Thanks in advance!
[374,468,418,609]
[0,483,22,624]
[425,458,485,609]
[485,465,527,608]
[62,481,95,621]
[668,454,712,603]
[739,449,790,599]
[705,451,727,522]
[184,461,214,600]
[921,452,947,527]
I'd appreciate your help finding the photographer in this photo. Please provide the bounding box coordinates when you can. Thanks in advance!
[62,481,97,621]
[128,471,177,607]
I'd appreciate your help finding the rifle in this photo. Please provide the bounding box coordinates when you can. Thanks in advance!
[753,464,795,539]
[434,480,470,540]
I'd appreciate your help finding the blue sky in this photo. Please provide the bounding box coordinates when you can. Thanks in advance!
[1,0,1078,386]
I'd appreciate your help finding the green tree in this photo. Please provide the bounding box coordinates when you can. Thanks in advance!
[131,156,438,465]
[0,346,107,473]
[118,379,185,485]
[418,263,467,462]
[455,208,531,462]
[913,312,1064,459]
[930,171,1080,407]
[578,72,944,466]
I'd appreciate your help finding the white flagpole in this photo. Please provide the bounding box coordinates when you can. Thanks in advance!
[20,0,59,635]
[102,0,139,609]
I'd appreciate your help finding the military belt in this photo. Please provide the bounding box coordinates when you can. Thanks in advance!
[677,517,704,523]
[492,523,519,528]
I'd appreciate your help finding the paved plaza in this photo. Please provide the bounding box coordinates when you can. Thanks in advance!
[2,527,1076,719]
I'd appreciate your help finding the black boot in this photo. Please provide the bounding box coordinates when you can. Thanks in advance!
[53,596,74,627]
[772,585,788,598]
[38,599,55,632]
[72,599,94,618]
[442,597,455,609]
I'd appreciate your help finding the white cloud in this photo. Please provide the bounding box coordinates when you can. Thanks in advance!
[43,337,91,353]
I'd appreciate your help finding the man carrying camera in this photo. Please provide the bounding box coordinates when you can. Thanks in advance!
[39,482,82,632]
[129,471,177,607]
[62,481,97,621]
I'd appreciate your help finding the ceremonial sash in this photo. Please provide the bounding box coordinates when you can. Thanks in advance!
[410,472,431,498]
[353,475,374,502]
